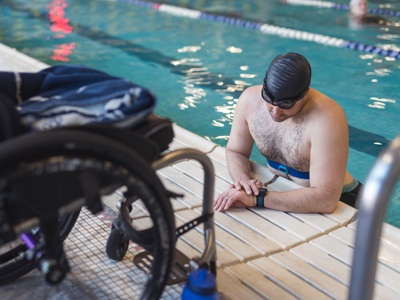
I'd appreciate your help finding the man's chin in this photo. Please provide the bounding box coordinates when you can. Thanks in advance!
[270,114,289,122]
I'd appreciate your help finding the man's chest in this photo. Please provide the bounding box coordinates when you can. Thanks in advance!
[248,117,310,171]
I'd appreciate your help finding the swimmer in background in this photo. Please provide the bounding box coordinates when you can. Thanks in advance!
[213,53,362,214]
[346,0,392,30]
[350,0,368,17]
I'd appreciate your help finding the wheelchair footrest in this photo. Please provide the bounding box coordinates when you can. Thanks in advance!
[133,248,190,285]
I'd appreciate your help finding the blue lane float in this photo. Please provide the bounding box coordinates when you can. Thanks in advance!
[280,0,400,17]
[117,0,400,60]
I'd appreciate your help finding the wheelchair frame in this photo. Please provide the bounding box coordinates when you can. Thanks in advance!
[152,148,217,274]
[0,119,217,300]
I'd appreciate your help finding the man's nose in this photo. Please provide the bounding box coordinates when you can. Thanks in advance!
[271,105,282,115]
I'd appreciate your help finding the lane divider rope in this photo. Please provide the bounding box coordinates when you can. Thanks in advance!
[117,0,400,59]
[279,0,400,17]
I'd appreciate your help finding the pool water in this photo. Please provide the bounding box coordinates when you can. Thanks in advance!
[1,0,400,227]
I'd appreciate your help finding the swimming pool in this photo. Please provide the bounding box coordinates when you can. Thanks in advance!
[1,0,400,227]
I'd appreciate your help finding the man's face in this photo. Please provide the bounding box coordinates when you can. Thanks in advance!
[351,0,368,16]
[265,97,306,122]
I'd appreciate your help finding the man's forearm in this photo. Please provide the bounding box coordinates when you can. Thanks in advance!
[226,148,253,182]
[263,187,340,214]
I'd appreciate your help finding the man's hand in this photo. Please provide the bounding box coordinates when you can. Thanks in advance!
[229,179,263,195]
[214,188,256,212]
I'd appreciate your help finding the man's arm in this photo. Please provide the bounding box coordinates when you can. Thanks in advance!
[214,88,263,212]
[225,87,262,195]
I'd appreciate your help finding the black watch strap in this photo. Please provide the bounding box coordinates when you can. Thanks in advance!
[256,188,267,207]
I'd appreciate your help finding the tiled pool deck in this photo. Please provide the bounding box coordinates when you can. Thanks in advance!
[1,43,400,299]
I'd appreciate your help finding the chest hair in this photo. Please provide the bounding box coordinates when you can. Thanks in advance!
[249,110,310,172]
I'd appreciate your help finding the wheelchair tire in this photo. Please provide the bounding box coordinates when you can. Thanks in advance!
[58,210,81,239]
[0,209,81,285]
[0,129,176,299]
[106,228,130,261]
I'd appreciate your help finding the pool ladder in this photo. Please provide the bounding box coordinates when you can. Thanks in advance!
[349,134,400,300]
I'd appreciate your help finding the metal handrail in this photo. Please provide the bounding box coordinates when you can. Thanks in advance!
[349,135,400,300]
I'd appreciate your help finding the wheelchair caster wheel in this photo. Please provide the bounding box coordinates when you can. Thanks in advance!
[45,264,68,285]
[106,229,129,261]
[40,257,69,285]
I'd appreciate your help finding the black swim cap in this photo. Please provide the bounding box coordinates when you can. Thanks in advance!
[264,53,311,102]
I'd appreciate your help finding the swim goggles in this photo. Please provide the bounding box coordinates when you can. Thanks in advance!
[261,77,310,109]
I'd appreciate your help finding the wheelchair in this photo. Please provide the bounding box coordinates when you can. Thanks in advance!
[0,77,217,299]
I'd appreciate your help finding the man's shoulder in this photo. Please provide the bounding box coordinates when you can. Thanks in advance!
[237,85,263,108]
[241,85,262,98]
[308,91,348,132]
[310,90,345,117]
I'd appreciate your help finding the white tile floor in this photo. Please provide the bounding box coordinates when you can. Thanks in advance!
[63,205,184,300]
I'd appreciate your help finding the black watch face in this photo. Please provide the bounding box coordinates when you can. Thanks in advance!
[258,188,267,195]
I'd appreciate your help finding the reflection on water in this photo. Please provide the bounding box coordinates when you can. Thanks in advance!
[173,44,251,126]
[205,135,230,142]
[366,68,392,76]
[50,42,75,61]
[368,96,396,109]
[225,46,242,53]
[364,69,397,109]
[47,0,74,61]
[172,53,252,128]
[178,46,201,53]
[377,34,400,43]
[240,74,257,78]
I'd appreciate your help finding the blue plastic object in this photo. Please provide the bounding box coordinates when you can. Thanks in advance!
[267,158,310,179]
[181,269,218,300]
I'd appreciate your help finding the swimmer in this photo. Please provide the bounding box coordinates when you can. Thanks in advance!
[343,0,391,30]
[350,0,368,17]
[214,53,362,214]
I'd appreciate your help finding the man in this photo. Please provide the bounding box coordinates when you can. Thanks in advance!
[214,53,361,214]
[347,0,384,30]
[350,0,368,17]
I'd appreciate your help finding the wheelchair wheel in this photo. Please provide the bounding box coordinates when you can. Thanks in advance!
[106,228,130,261]
[0,209,81,285]
[0,129,175,299]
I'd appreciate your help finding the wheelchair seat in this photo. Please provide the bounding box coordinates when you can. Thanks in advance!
[64,113,174,163]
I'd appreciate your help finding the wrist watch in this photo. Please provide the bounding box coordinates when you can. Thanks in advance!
[256,188,268,207]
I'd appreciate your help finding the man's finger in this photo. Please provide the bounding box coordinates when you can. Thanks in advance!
[234,181,242,190]
[214,199,225,211]
[224,197,236,210]
[249,183,259,195]
[217,195,230,212]
[214,194,225,210]
[213,198,220,209]
[213,200,219,210]
[242,183,252,195]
